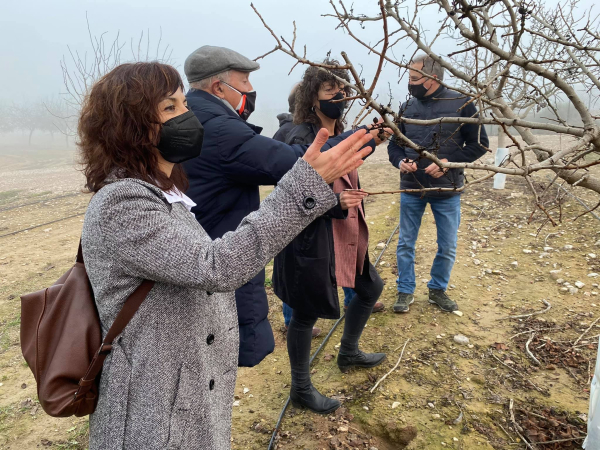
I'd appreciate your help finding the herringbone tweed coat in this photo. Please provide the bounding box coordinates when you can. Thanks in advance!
[81,159,336,450]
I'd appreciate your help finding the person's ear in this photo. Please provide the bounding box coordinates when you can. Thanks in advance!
[313,94,320,107]
[212,80,225,99]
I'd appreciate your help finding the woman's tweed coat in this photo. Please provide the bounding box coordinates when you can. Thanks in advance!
[81,159,337,450]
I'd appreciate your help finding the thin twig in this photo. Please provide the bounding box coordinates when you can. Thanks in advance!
[370,339,409,393]
[509,399,538,450]
[498,423,515,442]
[535,436,585,445]
[498,299,551,320]
[568,316,600,352]
[525,333,541,366]
[562,361,583,384]
[490,352,544,393]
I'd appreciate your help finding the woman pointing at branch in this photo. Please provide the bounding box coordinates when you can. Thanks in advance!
[77,62,373,450]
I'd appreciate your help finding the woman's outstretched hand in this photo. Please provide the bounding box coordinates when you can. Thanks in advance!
[303,128,373,184]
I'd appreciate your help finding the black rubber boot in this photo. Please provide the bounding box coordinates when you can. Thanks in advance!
[337,350,387,373]
[290,385,341,415]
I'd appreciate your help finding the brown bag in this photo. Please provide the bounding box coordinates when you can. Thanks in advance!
[20,241,154,417]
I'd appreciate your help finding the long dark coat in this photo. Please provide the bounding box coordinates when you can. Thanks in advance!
[273,123,350,319]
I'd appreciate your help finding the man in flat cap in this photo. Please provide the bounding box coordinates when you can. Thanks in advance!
[183,45,384,368]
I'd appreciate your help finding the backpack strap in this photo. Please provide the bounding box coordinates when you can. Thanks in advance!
[103,279,155,345]
[74,278,155,401]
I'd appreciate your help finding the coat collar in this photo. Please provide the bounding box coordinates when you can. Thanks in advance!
[419,85,446,102]
[186,89,263,134]
[103,175,170,206]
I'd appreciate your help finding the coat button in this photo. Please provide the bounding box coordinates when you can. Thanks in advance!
[303,196,316,209]
[207,291,213,296]
[209,379,215,390]
[207,334,215,345]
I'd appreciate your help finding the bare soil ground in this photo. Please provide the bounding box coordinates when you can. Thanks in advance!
[0,134,598,450]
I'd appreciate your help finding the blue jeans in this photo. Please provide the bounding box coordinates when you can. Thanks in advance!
[342,287,356,308]
[284,288,357,325]
[283,303,294,327]
[396,193,461,294]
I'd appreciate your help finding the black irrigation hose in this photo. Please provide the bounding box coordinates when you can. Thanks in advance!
[266,221,400,450]
[0,192,83,212]
[0,213,85,239]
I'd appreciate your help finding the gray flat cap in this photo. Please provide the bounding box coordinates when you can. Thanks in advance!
[184,46,260,83]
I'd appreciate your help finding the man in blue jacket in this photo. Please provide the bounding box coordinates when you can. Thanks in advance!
[388,54,489,314]
[183,46,380,367]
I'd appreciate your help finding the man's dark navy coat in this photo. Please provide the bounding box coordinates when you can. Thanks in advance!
[183,89,362,366]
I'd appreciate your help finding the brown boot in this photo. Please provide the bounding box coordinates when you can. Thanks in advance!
[344,301,385,313]
[284,325,322,339]
[372,301,385,313]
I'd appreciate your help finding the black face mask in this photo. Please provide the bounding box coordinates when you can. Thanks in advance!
[156,110,204,164]
[408,82,430,100]
[318,92,346,120]
[224,82,257,121]
[238,91,256,121]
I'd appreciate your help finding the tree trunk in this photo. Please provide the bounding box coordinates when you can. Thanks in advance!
[28,129,34,146]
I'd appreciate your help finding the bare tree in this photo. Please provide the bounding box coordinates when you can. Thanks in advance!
[12,103,41,146]
[0,102,15,135]
[43,97,77,147]
[57,14,174,136]
[251,0,600,226]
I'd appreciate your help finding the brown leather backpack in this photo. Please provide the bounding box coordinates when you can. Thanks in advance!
[20,241,154,417]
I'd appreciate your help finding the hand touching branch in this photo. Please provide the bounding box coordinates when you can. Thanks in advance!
[339,189,368,210]
[424,158,449,179]
[303,128,373,184]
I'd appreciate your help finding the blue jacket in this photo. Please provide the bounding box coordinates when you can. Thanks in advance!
[183,89,360,366]
[387,86,489,197]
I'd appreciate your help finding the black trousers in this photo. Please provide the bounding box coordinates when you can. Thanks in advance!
[287,258,384,390]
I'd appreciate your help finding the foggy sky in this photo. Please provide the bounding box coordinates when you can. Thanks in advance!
[1,0,596,136]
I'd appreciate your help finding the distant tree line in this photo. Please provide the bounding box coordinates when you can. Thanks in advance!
[0,98,76,146]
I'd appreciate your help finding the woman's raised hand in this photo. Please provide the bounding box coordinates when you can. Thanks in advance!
[302,128,373,184]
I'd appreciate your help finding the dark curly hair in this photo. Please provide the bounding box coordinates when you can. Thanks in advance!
[293,60,352,136]
[78,62,188,193]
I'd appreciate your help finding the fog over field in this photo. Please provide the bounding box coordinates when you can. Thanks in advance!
[0,0,596,137]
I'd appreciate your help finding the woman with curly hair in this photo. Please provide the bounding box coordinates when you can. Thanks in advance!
[273,61,387,415]
[77,61,374,449]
